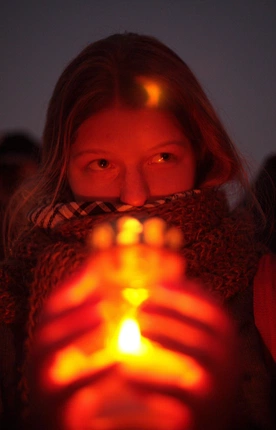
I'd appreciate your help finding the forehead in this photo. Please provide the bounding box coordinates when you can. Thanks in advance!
[72,107,188,154]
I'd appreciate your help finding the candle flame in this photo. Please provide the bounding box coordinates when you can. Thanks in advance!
[118,318,141,354]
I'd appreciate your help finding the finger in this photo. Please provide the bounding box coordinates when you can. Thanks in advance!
[33,339,117,393]
[127,378,231,430]
[62,378,192,430]
[138,310,233,367]
[122,345,236,430]
[120,341,211,397]
[141,282,235,339]
[35,296,103,350]
[30,363,118,429]
[44,263,101,316]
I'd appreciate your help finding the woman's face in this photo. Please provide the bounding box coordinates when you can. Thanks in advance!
[68,107,195,205]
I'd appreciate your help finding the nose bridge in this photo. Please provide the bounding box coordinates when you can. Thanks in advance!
[120,164,149,206]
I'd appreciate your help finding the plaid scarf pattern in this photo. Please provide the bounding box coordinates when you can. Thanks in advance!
[28,190,200,229]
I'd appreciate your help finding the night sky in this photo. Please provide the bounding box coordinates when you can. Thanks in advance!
[1,0,276,178]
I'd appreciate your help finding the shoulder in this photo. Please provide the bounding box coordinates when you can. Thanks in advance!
[0,227,53,325]
[253,253,276,361]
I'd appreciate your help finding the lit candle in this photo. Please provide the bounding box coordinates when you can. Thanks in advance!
[117,317,141,354]
[46,216,200,429]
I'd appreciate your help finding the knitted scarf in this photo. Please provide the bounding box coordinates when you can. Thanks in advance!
[0,188,266,328]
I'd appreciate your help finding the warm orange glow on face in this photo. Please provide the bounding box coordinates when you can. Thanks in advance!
[69,107,196,203]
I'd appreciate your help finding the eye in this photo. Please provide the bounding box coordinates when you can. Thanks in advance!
[149,152,174,164]
[88,159,111,171]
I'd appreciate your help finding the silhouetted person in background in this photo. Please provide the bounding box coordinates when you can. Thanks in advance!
[0,132,40,259]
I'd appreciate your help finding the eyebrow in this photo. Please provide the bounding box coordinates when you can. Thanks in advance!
[146,140,189,151]
[71,149,111,159]
[72,140,189,159]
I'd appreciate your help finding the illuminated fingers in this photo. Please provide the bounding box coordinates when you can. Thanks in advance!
[44,345,116,389]
[116,282,238,428]
[43,264,100,315]
[139,313,227,366]
[31,265,113,393]
[63,377,192,430]
[37,297,102,346]
[137,282,237,377]
[140,281,235,341]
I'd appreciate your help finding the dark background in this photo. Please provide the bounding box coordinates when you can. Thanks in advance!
[1,0,275,178]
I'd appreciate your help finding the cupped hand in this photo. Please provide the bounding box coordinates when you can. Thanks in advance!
[122,279,240,430]
[28,264,118,430]
[28,263,239,430]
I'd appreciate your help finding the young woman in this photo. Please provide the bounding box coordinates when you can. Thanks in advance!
[0,33,275,429]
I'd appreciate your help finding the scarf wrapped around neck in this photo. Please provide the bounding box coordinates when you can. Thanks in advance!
[0,188,266,326]
[30,187,265,300]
